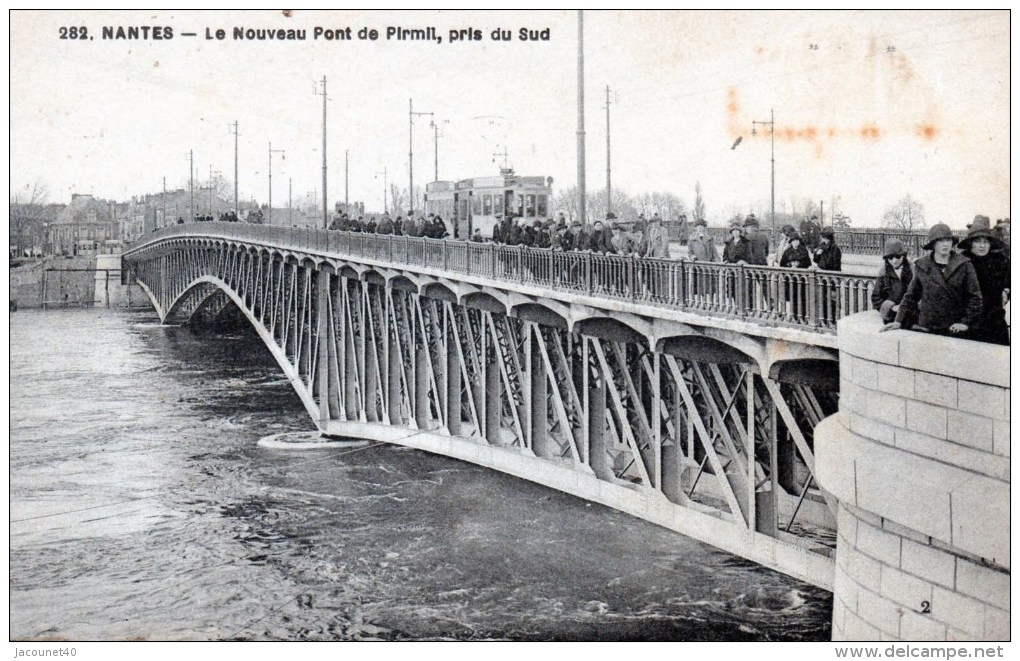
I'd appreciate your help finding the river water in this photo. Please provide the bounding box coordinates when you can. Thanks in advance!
[9,308,832,641]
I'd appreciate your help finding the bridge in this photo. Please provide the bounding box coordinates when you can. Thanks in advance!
[123,223,1009,640]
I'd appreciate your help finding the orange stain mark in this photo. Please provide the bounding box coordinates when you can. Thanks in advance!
[756,46,764,55]
[860,124,881,140]
[828,127,837,138]
[916,124,938,141]
[727,87,739,115]
[814,143,825,159]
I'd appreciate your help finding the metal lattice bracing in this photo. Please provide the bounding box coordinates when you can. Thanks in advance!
[124,234,840,589]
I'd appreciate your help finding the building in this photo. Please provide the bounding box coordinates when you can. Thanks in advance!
[46,194,117,256]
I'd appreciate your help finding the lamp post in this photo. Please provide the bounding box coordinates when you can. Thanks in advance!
[268,142,285,226]
[209,167,221,216]
[409,99,433,216]
[375,168,388,214]
[751,108,776,232]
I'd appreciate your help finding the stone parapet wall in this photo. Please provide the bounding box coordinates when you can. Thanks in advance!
[816,313,1010,641]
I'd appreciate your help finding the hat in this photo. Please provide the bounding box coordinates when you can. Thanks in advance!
[958,215,1003,250]
[606,212,617,220]
[570,220,581,227]
[635,219,648,230]
[693,218,707,227]
[882,238,907,258]
[743,214,759,227]
[789,231,803,242]
[820,226,835,238]
[781,224,796,235]
[729,221,744,233]
[967,214,990,229]
[922,223,957,250]
[651,213,662,222]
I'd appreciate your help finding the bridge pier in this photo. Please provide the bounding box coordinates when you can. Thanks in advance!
[816,314,1009,641]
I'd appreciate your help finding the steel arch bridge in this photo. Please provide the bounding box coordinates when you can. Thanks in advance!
[124,223,854,589]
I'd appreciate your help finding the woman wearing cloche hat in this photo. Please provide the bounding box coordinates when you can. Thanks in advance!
[881,223,982,338]
[958,217,1010,344]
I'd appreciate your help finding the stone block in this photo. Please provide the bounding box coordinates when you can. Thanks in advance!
[984,606,1010,641]
[856,585,905,636]
[957,380,1006,418]
[895,428,1010,482]
[839,350,853,382]
[853,356,879,389]
[951,481,1010,569]
[882,517,932,547]
[992,419,1010,457]
[848,412,896,446]
[832,596,847,633]
[946,410,994,451]
[838,504,859,547]
[956,559,1010,611]
[842,320,901,364]
[857,519,901,566]
[899,610,947,641]
[840,378,867,416]
[843,608,883,641]
[901,538,955,588]
[867,390,906,427]
[932,586,986,638]
[947,627,980,642]
[880,565,933,611]
[913,371,958,408]
[847,548,883,593]
[905,400,948,439]
[834,563,859,613]
[898,334,1009,388]
[855,451,953,544]
[875,363,915,398]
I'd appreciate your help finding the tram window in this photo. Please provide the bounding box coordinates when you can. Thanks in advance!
[483,194,492,216]
[526,195,536,217]
[516,194,525,217]
[537,195,548,217]
[493,195,503,216]
[473,194,482,215]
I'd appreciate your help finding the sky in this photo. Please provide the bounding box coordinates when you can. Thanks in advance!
[9,9,1011,228]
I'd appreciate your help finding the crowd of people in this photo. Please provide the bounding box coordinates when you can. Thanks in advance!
[328,212,449,239]
[878,216,1010,346]
[273,206,1010,346]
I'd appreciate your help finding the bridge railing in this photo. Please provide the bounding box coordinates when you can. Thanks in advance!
[127,222,879,333]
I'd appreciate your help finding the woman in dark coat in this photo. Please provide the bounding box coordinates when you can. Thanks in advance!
[722,223,752,264]
[779,233,810,319]
[882,224,982,337]
[871,238,914,323]
[959,219,1010,345]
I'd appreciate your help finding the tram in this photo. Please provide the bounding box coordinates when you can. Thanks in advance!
[425,169,553,239]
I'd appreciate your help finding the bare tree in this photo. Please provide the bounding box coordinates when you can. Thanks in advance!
[882,195,926,231]
[10,181,51,255]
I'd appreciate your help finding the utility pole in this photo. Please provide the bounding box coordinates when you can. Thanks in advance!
[820,199,825,227]
[751,108,776,232]
[577,11,587,225]
[162,176,166,229]
[268,142,285,226]
[605,85,615,215]
[230,121,239,214]
[492,146,510,171]
[189,149,194,222]
[345,149,349,211]
[409,98,433,216]
[375,168,387,214]
[315,76,329,229]
[289,178,293,226]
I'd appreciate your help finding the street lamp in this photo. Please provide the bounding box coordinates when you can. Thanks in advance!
[268,142,285,226]
[375,168,388,214]
[750,109,776,232]
[409,98,433,216]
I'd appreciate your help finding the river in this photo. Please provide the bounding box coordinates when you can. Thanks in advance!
[9,308,832,641]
